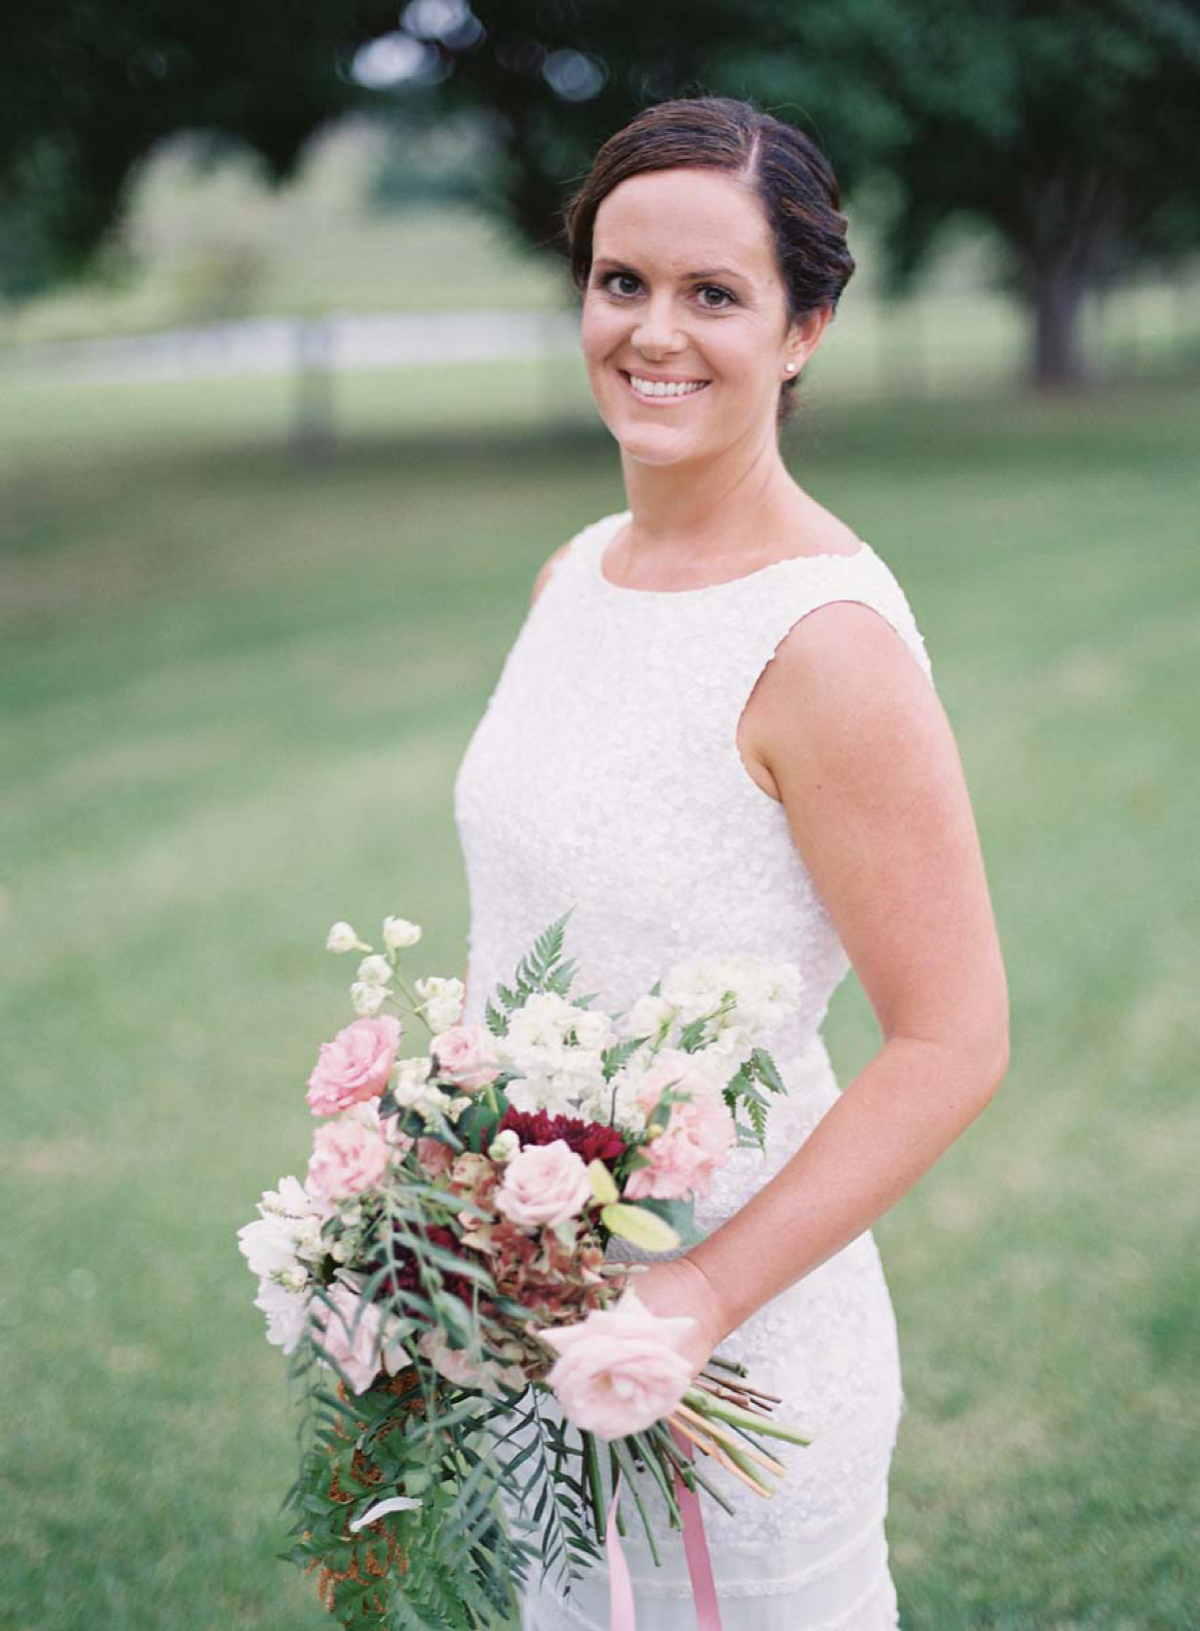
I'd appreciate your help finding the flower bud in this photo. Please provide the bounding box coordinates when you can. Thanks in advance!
[356,954,393,987]
[350,980,388,1017]
[382,916,423,950]
[327,921,371,954]
[488,1129,521,1164]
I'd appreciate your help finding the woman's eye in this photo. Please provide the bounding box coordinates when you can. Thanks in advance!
[597,273,735,310]
[600,272,640,297]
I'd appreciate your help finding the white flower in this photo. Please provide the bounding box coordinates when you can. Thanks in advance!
[447,1095,473,1121]
[238,1176,330,1280]
[414,976,464,1033]
[623,993,677,1040]
[568,1007,617,1052]
[503,992,576,1052]
[258,1175,321,1219]
[659,955,804,1034]
[502,1071,580,1118]
[488,1128,521,1163]
[393,1055,433,1107]
[327,921,371,954]
[578,1063,651,1135]
[356,954,393,987]
[659,956,724,1023]
[254,1275,310,1355]
[414,1085,455,1124]
[382,916,423,950]
[706,1024,757,1071]
[350,980,388,1017]
[238,1212,303,1278]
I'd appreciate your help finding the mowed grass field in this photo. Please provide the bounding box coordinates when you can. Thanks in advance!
[1,362,1197,1630]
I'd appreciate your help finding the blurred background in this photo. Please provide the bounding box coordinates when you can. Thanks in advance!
[1,3,1197,1628]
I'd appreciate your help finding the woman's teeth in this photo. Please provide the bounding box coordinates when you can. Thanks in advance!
[625,372,709,399]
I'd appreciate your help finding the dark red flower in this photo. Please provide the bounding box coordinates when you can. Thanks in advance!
[496,1106,627,1167]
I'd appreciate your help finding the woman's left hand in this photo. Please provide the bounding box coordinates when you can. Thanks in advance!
[618,1255,727,1382]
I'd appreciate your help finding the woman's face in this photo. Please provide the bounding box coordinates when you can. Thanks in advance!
[579,165,822,467]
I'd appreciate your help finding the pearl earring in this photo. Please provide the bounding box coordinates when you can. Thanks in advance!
[785,362,797,374]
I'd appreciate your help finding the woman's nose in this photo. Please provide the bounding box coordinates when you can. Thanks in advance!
[631,295,686,356]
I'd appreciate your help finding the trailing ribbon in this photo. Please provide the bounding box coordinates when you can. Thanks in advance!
[604,1424,724,1631]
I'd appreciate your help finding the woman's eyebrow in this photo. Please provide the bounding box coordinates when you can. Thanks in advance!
[592,255,750,283]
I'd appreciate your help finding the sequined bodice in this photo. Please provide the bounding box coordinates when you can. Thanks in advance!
[454,506,933,1056]
[453,509,930,1625]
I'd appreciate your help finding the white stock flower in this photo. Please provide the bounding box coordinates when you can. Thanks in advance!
[291,1212,330,1265]
[327,921,371,954]
[238,1175,331,1281]
[414,1084,455,1124]
[382,916,423,950]
[392,1055,433,1107]
[502,992,576,1052]
[238,1211,304,1279]
[581,1066,648,1135]
[349,980,389,1017]
[707,1024,758,1071]
[660,955,731,1024]
[660,954,804,1034]
[623,993,678,1039]
[258,1175,321,1218]
[254,1275,310,1355]
[447,1095,473,1121]
[356,954,393,987]
[414,976,464,1033]
[502,1070,580,1118]
[568,1006,617,1052]
[488,1128,521,1163]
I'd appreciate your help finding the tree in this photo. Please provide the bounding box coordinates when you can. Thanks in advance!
[4,0,1198,387]
[717,0,1200,386]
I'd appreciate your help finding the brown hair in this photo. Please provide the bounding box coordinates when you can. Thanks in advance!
[562,95,855,427]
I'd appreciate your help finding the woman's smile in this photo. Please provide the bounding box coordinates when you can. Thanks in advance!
[618,367,712,404]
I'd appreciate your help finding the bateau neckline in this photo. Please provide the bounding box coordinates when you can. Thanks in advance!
[591,510,873,597]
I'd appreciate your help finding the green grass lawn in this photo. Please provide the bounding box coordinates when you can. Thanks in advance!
[1,363,1197,1629]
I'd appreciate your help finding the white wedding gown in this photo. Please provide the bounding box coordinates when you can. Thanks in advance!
[453,509,937,1629]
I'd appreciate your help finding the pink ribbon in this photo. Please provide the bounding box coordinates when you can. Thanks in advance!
[604,1423,723,1631]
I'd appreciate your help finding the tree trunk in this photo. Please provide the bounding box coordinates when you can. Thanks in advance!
[1031,262,1090,387]
[1011,160,1127,392]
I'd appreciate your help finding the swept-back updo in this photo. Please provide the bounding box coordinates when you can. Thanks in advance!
[562,95,855,426]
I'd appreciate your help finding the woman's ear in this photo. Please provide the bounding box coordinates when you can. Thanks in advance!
[786,305,834,372]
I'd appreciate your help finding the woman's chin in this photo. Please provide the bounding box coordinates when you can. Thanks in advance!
[607,417,707,466]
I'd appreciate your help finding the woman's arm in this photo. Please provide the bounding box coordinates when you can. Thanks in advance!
[681,600,1009,1346]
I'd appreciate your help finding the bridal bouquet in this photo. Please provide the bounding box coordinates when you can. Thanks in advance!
[238,908,812,1630]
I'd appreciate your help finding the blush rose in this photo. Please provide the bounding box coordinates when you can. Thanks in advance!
[306,1015,402,1116]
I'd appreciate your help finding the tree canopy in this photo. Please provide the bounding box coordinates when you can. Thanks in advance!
[3,0,1197,384]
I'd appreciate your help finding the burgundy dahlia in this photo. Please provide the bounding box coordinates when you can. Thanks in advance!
[496,1106,627,1167]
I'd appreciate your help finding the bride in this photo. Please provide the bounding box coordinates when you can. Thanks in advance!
[453,94,1009,1630]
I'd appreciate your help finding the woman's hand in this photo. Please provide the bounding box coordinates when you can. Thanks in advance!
[619,1255,727,1382]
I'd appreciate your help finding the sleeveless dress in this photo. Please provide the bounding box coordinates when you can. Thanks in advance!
[452,508,937,1631]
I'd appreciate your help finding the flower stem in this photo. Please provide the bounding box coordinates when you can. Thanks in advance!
[683,1384,813,1447]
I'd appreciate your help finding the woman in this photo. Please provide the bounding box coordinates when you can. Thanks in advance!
[454,95,1009,1630]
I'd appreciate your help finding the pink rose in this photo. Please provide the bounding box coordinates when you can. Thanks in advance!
[306,1116,391,1204]
[309,1282,391,1394]
[625,1090,736,1202]
[431,1022,501,1092]
[306,1015,402,1116]
[493,1139,592,1230]
[533,1287,696,1437]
